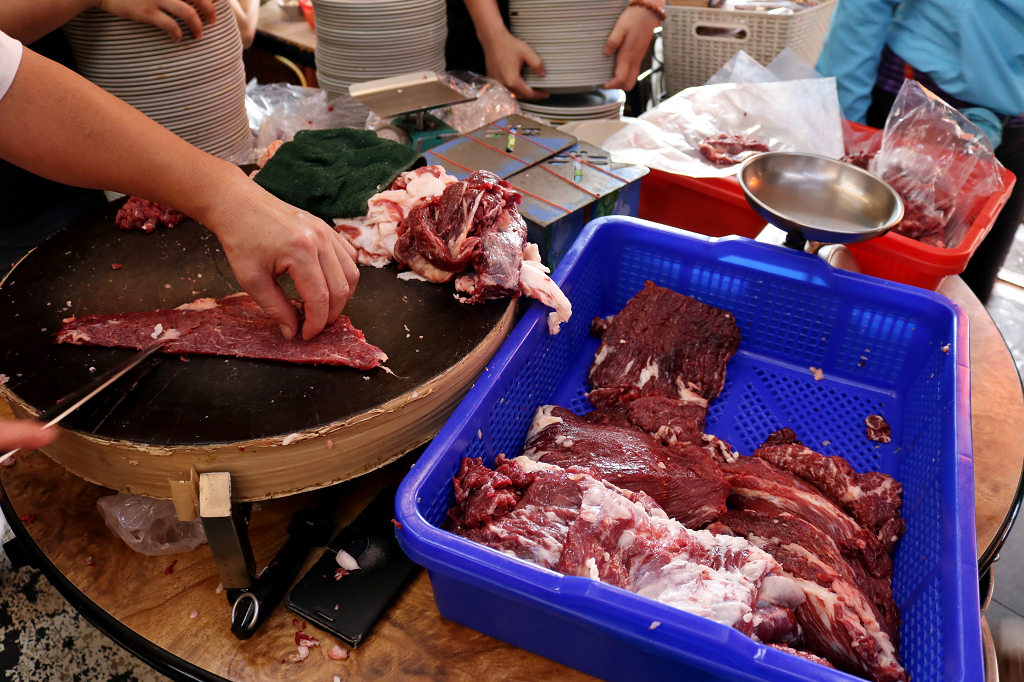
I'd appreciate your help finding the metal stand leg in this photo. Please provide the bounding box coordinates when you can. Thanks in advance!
[199,472,256,590]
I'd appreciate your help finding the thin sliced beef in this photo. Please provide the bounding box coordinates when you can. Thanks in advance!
[56,294,387,370]
[699,134,769,166]
[711,510,905,682]
[588,281,741,406]
[522,406,729,529]
[524,458,795,635]
[753,442,904,538]
[720,456,891,579]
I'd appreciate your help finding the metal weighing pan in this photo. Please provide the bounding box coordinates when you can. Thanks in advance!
[738,152,904,246]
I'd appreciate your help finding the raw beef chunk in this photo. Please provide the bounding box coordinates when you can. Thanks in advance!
[762,428,801,447]
[56,294,387,370]
[523,406,729,529]
[394,170,524,290]
[711,510,905,682]
[699,134,769,166]
[865,415,892,443]
[766,644,834,668]
[115,197,186,233]
[753,442,904,538]
[720,456,892,579]
[627,394,708,447]
[588,281,741,406]
[450,456,801,637]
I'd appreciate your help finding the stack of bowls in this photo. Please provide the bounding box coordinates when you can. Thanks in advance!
[520,89,626,125]
[311,0,447,127]
[64,0,252,161]
[509,0,627,93]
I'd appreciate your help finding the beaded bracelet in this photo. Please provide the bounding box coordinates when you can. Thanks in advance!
[629,0,668,22]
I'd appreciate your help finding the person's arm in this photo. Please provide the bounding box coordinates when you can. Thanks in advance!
[228,0,260,49]
[603,3,662,92]
[815,0,899,123]
[0,47,360,341]
[0,0,217,45]
[464,0,548,101]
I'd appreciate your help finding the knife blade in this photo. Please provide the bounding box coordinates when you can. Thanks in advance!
[0,337,174,465]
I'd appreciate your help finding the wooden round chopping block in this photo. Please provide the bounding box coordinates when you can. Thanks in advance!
[0,200,517,501]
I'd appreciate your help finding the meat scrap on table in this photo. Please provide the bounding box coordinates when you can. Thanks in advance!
[116,197,187,233]
[56,293,387,370]
[447,283,908,682]
[334,166,572,334]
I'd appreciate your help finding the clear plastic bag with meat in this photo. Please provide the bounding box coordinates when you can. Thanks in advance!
[97,492,207,556]
[869,80,1006,249]
[244,79,332,165]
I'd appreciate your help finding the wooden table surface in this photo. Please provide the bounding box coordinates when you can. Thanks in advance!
[1,276,1021,682]
[256,3,316,54]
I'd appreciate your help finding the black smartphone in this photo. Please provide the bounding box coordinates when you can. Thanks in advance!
[286,486,417,647]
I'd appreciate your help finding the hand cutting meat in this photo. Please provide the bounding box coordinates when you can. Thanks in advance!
[334,166,572,334]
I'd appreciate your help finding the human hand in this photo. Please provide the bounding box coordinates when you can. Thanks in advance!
[0,420,56,453]
[481,28,549,101]
[603,5,661,91]
[205,174,361,341]
[97,0,217,42]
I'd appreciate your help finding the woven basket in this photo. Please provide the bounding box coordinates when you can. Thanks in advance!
[663,0,836,95]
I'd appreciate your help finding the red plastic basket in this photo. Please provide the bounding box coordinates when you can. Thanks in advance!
[637,123,1016,291]
[638,170,764,239]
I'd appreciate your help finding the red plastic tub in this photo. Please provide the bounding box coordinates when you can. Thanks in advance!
[637,124,1016,290]
[638,170,764,239]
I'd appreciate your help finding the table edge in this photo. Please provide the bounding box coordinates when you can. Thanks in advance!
[977,319,1024,573]
[0,488,229,682]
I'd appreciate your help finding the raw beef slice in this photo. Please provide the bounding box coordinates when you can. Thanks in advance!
[588,281,741,406]
[56,293,387,370]
[522,405,729,529]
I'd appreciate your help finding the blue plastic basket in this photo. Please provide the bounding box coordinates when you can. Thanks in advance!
[395,216,979,682]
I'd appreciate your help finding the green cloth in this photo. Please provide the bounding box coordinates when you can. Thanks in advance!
[254,128,424,221]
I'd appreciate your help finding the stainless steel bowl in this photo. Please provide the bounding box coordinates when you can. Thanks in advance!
[738,152,904,245]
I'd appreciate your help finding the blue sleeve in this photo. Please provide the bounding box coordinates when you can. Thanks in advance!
[959,107,1004,149]
[815,0,899,123]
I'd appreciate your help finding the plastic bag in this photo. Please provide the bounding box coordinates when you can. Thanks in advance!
[365,72,520,135]
[705,48,822,86]
[602,77,845,177]
[244,79,333,163]
[869,80,1006,249]
[97,492,207,556]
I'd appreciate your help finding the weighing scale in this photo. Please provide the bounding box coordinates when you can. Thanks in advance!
[349,71,477,152]
[738,152,904,272]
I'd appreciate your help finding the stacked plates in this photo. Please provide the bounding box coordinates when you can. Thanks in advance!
[312,0,447,127]
[520,90,626,125]
[64,0,251,161]
[509,0,627,92]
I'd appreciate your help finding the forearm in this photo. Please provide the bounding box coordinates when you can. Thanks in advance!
[0,0,96,43]
[463,0,508,41]
[229,0,259,49]
[0,49,245,231]
[815,0,898,123]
